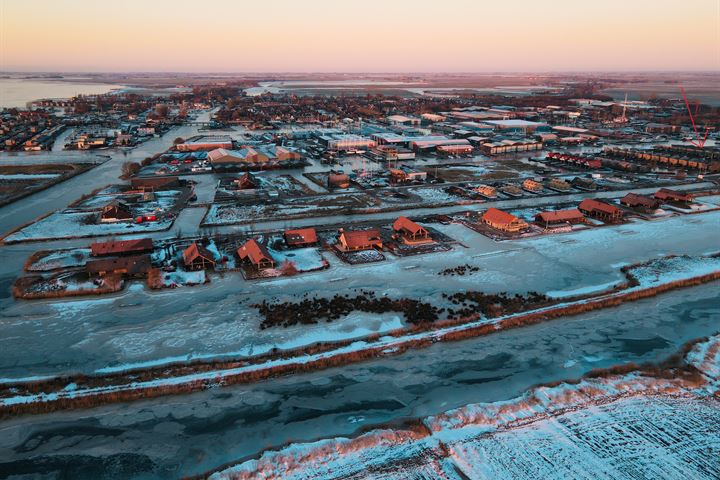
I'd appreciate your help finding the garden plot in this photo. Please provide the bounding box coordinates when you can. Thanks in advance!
[215,174,313,202]
[203,193,377,225]
[0,163,96,207]
[268,247,328,272]
[151,269,207,289]
[25,248,92,272]
[14,271,123,299]
[4,211,173,243]
[423,164,490,182]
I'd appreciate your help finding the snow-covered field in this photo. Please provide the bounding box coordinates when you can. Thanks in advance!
[211,336,720,480]
[4,211,173,242]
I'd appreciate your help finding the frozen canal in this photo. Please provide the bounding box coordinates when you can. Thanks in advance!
[0,282,717,478]
[0,209,719,379]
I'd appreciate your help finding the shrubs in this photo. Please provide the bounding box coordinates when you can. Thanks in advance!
[253,291,444,329]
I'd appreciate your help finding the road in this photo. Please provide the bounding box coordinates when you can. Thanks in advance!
[0,109,215,236]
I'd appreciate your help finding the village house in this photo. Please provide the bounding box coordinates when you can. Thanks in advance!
[337,229,383,251]
[475,184,497,198]
[546,178,571,192]
[99,200,133,223]
[481,208,529,233]
[389,166,427,184]
[284,228,318,248]
[328,173,351,189]
[522,179,544,193]
[233,172,259,190]
[90,238,154,257]
[620,193,661,212]
[654,188,694,204]
[578,199,624,222]
[237,239,276,270]
[534,209,585,228]
[392,216,433,245]
[571,177,598,191]
[86,255,151,278]
[182,242,216,271]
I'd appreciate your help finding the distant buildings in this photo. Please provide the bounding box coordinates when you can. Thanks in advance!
[176,135,233,152]
[207,145,301,166]
[481,139,542,155]
[319,134,377,152]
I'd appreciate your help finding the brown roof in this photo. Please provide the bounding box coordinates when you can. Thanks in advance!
[284,228,318,245]
[579,198,623,215]
[620,193,660,209]
[101,200,132,218]
[482,208,521,225]
[654,188,694,202]
[130,176,179,190]
[339,229,382,249]
[182,242,216,266]
[392,216,425,235]
[86,254,151,276]
[535,209,584,223]
[237,239,274,265]
[90,238,154,256]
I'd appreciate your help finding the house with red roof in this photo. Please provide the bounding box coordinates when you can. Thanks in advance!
[337,229,383,251]
[284,228,318,248]
[654,188,694,204]
[578,199,623,222]
[86,255,151,278]
[182,242,216,271]
[534,209,585,228]
[237,239,275,270]
[481,208,528,233]
[90,238,154,257]
[392,216,432,244]
[620,193,661,212]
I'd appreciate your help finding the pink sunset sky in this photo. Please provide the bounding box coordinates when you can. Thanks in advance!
[1,0,719,72]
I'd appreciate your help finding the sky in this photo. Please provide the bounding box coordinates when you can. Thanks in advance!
[1,0,719,73]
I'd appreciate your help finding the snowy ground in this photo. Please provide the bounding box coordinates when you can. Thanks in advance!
[4,212,173,243]
[0,284,716,478]
[0,210,718,379]
[210,338,720,480]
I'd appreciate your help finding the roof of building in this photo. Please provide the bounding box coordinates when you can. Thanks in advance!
[535,209,584,223]
[655,188,694,201]
[130,176,179,189]
[237,239,274,265]
[392,216,426,234]
[90,238,154,256]
[284,228,318,245]
[621,193,660,208]
[579,198,623,215]
[482,208,522,225]
[86,255,151,275]
[182,242,216,265]
[339,229,382,249]
[485,119,548,128]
